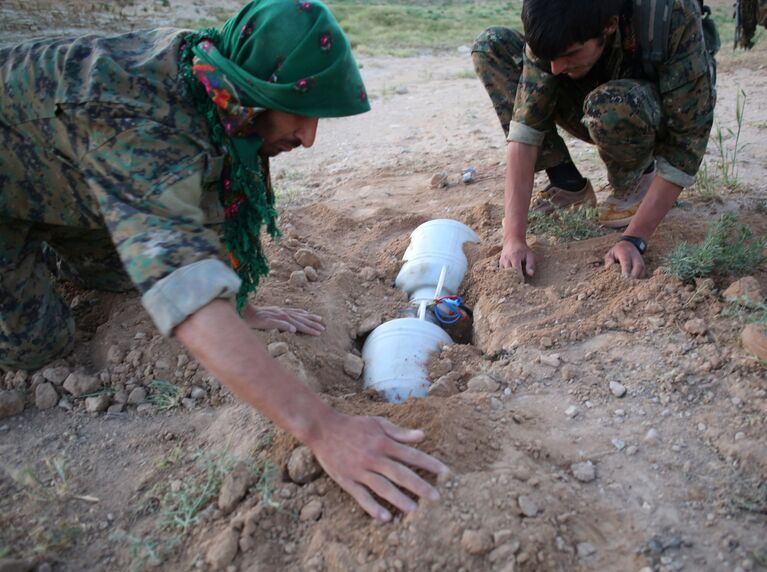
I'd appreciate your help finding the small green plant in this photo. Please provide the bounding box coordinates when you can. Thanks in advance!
[690,161,722,204]
[528,206,607,242]
[712,89,747,189]
[723,297,767,334]
[12,457,70,502]
[110,531,177,572]
[663,213,766,282]
[148,379,183,411]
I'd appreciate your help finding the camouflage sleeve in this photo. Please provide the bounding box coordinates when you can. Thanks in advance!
[507,46,558,146]
[656,0,716,188]
[82,123,241,335]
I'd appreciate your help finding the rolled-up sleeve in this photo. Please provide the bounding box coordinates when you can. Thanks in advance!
[83,123,240,334]
[656,0,715,187]
[508,47,559,146]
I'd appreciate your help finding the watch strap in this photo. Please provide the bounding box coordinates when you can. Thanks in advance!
[620,235,647,254]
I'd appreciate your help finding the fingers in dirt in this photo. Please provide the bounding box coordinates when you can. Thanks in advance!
[362,473,419,513]
[375,458,440,501]
[345,481,392,522]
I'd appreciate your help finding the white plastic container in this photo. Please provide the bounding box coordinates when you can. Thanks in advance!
[395,219,480,303]
[362,318,453,403]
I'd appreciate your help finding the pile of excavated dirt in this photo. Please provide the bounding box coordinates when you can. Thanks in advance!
[2,1,767,571]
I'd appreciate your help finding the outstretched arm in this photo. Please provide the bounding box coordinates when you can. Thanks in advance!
[604,176,682,278]
[175,299,449,521]
[500,141,539,277]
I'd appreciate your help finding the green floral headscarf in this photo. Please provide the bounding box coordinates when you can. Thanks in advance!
[179,0,370,312]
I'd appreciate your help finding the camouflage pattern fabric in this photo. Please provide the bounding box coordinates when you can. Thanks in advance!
[472,0,716,191]
[0,29,238,369]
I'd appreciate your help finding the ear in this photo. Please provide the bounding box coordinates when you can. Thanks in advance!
[604,15,619,35]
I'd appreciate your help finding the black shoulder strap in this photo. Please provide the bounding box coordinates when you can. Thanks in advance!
[633,0,674,78]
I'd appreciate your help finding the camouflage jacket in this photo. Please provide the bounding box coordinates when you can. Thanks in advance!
[0,29,241,335]
[508,0,715,188]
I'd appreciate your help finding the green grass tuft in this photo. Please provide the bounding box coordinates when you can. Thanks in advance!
[527,206,608,242]
[148,379,183,411]
[663,213,766,282]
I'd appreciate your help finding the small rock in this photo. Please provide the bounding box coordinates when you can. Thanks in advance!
[357,315,382,336]
[645,302,664,315]
[155,359,171,371]
[304,266,318,282]
[488,543,516,563]
[136,403,154,414]
[0,391,24,419]
[107,404,124,414]
[723,277,763,306]
[611,438,626,451]
[106,345,124,364]
[540,336,554,348]
[430,172,448,189]
[287,446,322,484]
[461,529,494,556]
[645,428,660,444]
[571,461,597,483]
[517,495,539,517]
[735,432,746,441]
[565,405,579,418]
[300,499,323,521]
[62,372,100,397]
[343,354,364,379]
[609,381,627,398]
[190,386,207,400]
[218,463,254,514]
[58,398,73,411]
[289,270,308,287]
[127,387,147,405]
[577,542,596,558]
[428,373,460,397]
[466,375,500,393]
[42,367,70,385]
[294,248,322,269]
[360,267,377,282]
[539,354,560,368]
[267,342,290,358]
[85,394,110,413]
[741,324,767,362]
[35,383,58,410]
[683,318,707,336]
[205,528,239,571]
[181,398,196,410]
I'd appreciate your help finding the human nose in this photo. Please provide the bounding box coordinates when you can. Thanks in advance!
[297,117,319,148]
[550,58,567,75]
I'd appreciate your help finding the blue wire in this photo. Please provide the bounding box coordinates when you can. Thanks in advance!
[433,297,464,325]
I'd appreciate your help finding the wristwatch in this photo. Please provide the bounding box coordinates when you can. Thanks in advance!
[620,235,647,255]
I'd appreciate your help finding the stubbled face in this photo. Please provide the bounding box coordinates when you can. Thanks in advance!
[251,110,319,157]
[548,17,619,79]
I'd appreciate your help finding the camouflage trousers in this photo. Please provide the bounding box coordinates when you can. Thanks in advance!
[472,27,664,192]
[0,221,132,369]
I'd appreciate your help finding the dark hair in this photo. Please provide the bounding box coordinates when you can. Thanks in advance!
[522,0,625,60]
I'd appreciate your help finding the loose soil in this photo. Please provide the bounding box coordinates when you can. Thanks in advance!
[1,2,766,572]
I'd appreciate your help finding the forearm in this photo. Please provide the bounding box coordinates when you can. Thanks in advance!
[624,176,683,240]
[503,141,538,243]
[175,299,336,444]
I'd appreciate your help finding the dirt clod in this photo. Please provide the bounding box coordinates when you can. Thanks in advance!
[571,461,597,483]
[287,446,322,484]
[294,248,322,269]
[343,354,364,379]
[205,528,239,571]
[62,372,100,396]
[460,529,494,556]
[299,499,323,521]
[218,463,255,515]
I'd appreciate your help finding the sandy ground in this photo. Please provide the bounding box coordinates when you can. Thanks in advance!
[1,2,767,572]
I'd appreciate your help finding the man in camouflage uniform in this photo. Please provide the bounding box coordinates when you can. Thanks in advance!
[472,0,717,279]
[0,0,447,523]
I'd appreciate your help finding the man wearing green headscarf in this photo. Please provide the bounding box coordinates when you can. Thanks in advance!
[0,0,448,522]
